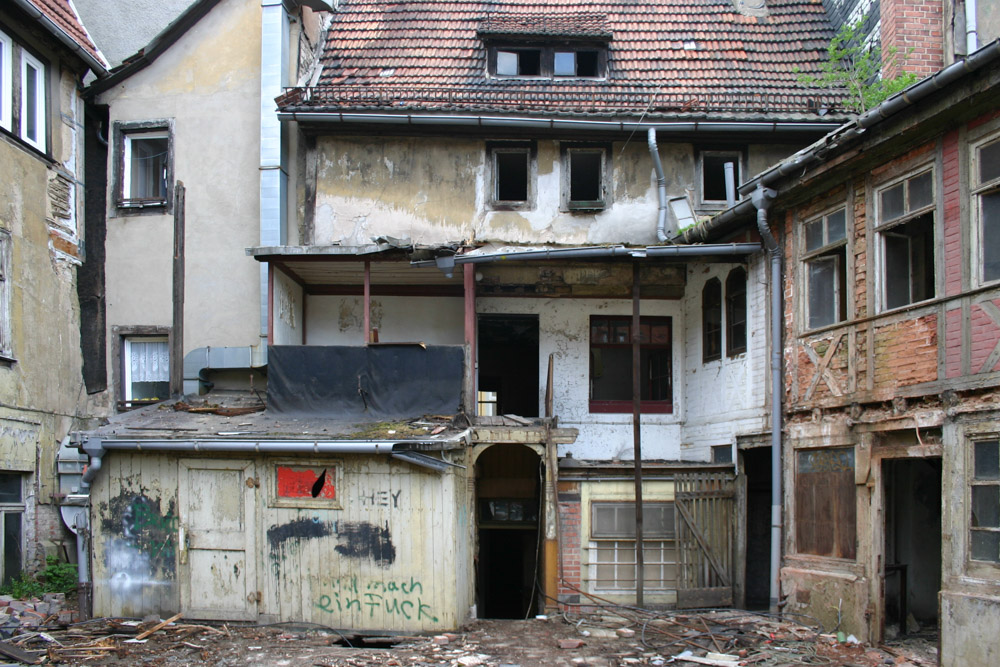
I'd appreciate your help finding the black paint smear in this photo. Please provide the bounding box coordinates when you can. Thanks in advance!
[311,469,327,498]
[334,521,396,566]
[267,517,333,551]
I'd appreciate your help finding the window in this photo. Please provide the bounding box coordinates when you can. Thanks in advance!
[0,230,10,359]
[726,267,747,356]
[19,50,45,152]
[563,145,608,210]
[114,122,173,211]
[802,207,848,329]
[971,439,1000,563]
[0,473,24,587]
[590,502,676,591]
[973,137,1000,285]
[0,30,11,133]
[122,336,169,408]
[699,150,742,207]
[711,444,733,464]
[876,170,935,311]
[702,278,722,362]
[271,460,342,509]
[477,390,499,416]
[490,45,606,79]
[794,448,856,559]
[488,142,533,210]
[589,316,672,413]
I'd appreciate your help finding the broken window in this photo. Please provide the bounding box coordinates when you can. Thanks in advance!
[114,122,172,211]
[703,278,722,362]
[974,136,1000,285]
[726,267,747,356]
[271,460,342,509]
[563,145,607,210]
[590,502,676,591]
[877,170,935,311]
[0,473,23,587]
[122,336,169,408]
[489,143,533,209]
[0,229,10,359]
[795,448,856,560]
[700,150,742,207]
[589,315,672,413]
[971,439,1000,563]
[802,207,848,330]
[490,45,605,79]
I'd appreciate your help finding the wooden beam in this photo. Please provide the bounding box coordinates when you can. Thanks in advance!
[170,182,185,397]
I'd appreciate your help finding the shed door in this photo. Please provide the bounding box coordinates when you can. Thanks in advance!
[675,471,735,608]
[178,459,258,620]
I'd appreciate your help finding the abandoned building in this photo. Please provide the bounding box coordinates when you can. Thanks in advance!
[0,0,108,585]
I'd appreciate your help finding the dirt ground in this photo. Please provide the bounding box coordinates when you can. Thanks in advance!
[0,608,940,666]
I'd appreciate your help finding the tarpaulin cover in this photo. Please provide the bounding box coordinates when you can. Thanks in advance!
[267,345,465,418]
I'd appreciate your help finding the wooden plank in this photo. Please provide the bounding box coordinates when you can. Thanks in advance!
[676,587,733,609]
[135,611,184,640]
[0,640,40,664]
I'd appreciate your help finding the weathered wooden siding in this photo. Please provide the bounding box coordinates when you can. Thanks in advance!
[90,452,472,631]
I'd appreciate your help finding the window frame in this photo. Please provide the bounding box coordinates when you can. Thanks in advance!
[874,168,936,313]
[702,278,722,362]
[725,267,747,357]
[0,29,11,133]
[0,472,24,588]
[561,143,609,211]
[697,149,744,209]
[972,133,1000,287]
[487,141,534,211]
[18,48,46,153]
[268,459,343,510]
[487,44,607,80]
[800,206,849,331]
[969,438,1000,567]
[0,229,11,361]
[589,315,672,414]
[588,501,677,593]
[113,120,174,214]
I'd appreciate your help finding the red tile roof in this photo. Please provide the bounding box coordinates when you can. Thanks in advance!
[279,0,846,118]
[27,0,106,67]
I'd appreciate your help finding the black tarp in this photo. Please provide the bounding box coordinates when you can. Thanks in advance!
[267,345,464,418]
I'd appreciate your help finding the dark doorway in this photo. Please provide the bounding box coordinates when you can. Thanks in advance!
[883,458,942,637]
[478,315,539,418]
[476,444,541,619]
[743,447,772,610]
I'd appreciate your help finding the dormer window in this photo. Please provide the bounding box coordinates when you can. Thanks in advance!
[489,45,606,79]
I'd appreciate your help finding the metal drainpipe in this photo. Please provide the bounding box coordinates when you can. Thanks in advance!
[967,0,979,53]
[647,129,670,242]
[751,185,782,613]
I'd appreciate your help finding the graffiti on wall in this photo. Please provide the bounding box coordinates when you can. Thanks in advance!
[99,493,179,602]
[358,489,402,507]
[316,575,438,622]
[266,518,396,576]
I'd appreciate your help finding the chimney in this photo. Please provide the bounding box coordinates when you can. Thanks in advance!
[880,0,944,78]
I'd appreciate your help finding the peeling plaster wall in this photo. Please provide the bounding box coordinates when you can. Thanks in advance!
[309,136,691,247]
[272,270,304,345]
[306,296,464,345]
[98,0,264,367]
[680,255,769,461]
[477,297,684,461]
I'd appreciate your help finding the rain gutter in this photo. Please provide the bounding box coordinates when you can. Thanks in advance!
[11,0,108,76]
[79,436,467,486]
[277,112,841,135]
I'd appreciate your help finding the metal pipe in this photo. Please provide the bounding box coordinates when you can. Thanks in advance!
[648,129,670,242]
[10,0,107,76]
[277,111,840,135]
[631,263,645,607]
[750,185,782,614]
[967,0,979,53]
[724,162,736,208]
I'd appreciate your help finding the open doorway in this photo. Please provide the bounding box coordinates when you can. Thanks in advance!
[478,315,539,418]
[742,447,772,610]
[883,458,942,638]
[476,444,541,618]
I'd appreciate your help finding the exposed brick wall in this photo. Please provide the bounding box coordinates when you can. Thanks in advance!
[872,315,938,389]
[970,301,1000,374]
[942,129,963,297]
[557,482,582,607]
[880,0,943,78]
[945,309,963,378]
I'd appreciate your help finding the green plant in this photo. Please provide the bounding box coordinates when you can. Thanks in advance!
[796,17,919,113]
[0,556,78,599]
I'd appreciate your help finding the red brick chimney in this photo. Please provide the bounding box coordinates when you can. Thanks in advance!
[880,0,944,78]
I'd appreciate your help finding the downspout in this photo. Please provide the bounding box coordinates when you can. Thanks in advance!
[751,185,782,613]
[648,129,670,242]
[967,0,979,53]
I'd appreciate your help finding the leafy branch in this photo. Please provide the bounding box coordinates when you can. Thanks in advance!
[797,18,919,113]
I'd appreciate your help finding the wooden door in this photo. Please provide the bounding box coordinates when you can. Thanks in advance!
[178,459,258,621]
[675,471,735,608]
